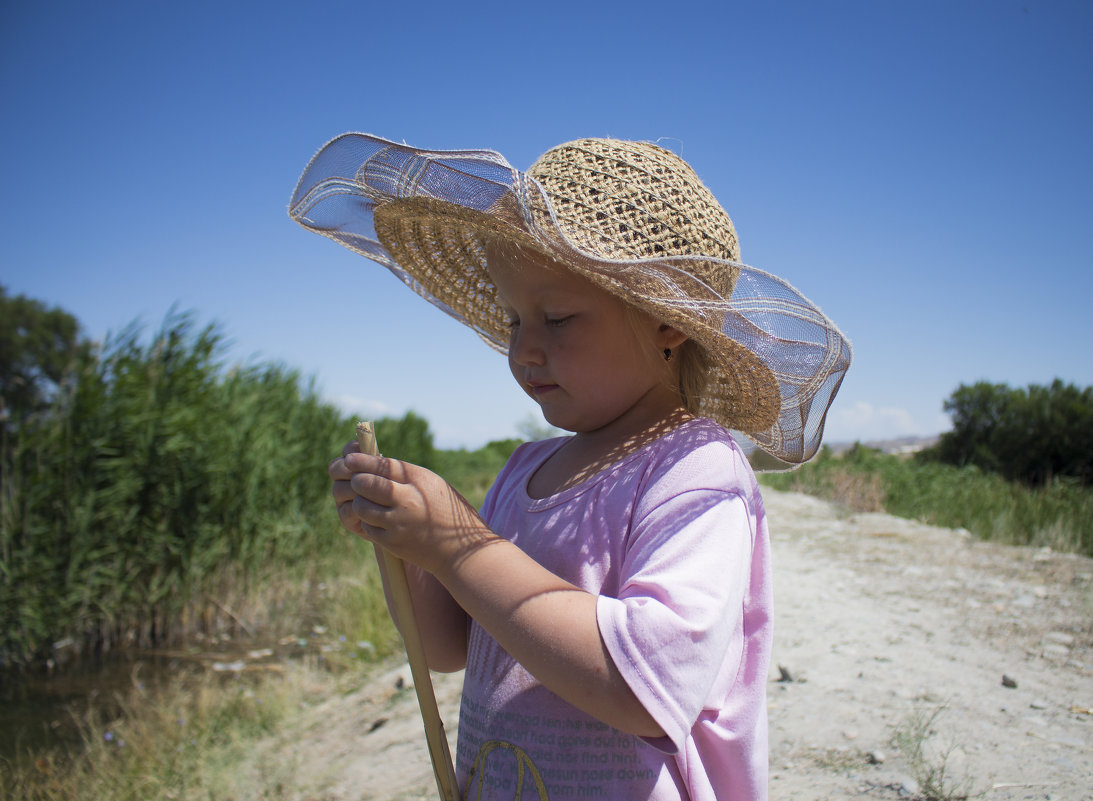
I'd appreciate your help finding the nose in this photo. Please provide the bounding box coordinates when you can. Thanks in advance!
[508,324,545,367]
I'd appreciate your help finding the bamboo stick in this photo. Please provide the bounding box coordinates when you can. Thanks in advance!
[356,422,460,801]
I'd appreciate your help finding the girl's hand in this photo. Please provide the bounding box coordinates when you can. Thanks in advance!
[329,443,497,575]
[330,440,367,533]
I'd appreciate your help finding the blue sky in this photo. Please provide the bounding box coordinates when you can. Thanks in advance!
[2,0,1090,450]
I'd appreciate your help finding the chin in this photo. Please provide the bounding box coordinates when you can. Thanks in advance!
[538,408,579,434]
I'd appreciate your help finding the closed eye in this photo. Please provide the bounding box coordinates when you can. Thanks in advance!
[546,315,574,327]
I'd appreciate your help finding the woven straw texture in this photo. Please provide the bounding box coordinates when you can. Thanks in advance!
[289,134,851,465]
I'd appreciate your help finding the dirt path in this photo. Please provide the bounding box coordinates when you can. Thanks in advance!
[265,489,1093,800]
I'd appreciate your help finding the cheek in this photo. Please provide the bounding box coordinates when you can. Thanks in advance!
[507,350,528,388]
[603,334,655,373]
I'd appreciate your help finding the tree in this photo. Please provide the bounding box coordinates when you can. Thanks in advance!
[931,381,1014,475]
[0,285,93,427]
[1023,380,1093,485]
[375,410,438,469]
[924,380,1093,486]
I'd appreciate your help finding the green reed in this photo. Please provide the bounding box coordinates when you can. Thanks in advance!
[0,312,357,666]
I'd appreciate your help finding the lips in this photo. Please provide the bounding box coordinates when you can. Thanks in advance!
[526,380,559,396]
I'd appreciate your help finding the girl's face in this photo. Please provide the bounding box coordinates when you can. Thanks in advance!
[487,246,684,439]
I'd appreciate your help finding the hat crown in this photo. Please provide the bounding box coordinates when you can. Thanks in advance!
[528,139,740,284]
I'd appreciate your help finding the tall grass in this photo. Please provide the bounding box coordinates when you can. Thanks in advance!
[761,445,1093,556]
[1,312,359,667]
[1,662,313,800]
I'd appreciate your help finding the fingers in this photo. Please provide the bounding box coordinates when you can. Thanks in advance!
[331,441,391,537]
[335,495,364,535]
[353,468,407,510]
[329,448,406,482]
[329,448,403,536]
[329,440,359,482]
[344,451,413,482]
[331,476,355,506]
[333,483,390,537]
[328,448,430,545]
[348,495,389,530]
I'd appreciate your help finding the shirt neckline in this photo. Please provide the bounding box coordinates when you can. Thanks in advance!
[521,417,714,512]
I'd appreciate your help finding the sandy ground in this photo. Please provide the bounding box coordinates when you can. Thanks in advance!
[261,489,1093,800]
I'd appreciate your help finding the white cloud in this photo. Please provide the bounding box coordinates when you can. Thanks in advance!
[825,401,918,443]
[329,394,395,420]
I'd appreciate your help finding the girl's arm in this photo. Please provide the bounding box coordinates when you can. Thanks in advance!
[437,534,665,738]
[343,451,665,739]
[371,546,469,673]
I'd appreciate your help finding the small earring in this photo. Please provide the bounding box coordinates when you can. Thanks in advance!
[663,348,673,362]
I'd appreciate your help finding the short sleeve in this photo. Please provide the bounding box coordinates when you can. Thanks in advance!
[596,489,754,753]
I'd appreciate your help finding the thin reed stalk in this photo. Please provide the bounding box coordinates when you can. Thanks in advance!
[356,422,460,801]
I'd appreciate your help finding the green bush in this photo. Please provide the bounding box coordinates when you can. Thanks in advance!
[762,445,1093,556]
[375,410,437,469]
[435,438,522,509]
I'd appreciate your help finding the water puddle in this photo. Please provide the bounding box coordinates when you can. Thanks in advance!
[1,628,376,759]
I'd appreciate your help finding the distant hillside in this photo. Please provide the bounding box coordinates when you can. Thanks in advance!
[826,434,941,456]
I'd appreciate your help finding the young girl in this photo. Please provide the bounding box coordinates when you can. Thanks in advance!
[291,135,850,800]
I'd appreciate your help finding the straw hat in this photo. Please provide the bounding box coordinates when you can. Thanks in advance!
[289,134,851,465]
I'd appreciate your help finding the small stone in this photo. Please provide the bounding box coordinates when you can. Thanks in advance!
[211,660,245,672]
[867,750,886,764]
[1044,631,1075,645]
[1050,735,1084,748]
[895,773,920,796]
[1030,699,1050,710]
[383,662,414,691]
[1001,674,1018,688]
[777,664,794,682]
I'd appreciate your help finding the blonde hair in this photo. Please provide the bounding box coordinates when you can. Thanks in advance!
[620,304,709,414]
[675,339,710,415]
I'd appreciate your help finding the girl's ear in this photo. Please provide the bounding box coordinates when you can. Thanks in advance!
[658,324,689,350]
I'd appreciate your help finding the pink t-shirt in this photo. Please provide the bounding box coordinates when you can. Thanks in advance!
[456,418,772,800]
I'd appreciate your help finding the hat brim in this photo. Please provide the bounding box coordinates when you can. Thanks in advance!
[372,196,784,434]
[289,133,852,465]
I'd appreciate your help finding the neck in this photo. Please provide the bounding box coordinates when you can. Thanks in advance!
[529,405,694,499]
[572,378,691,448]
[574,403,693,450]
